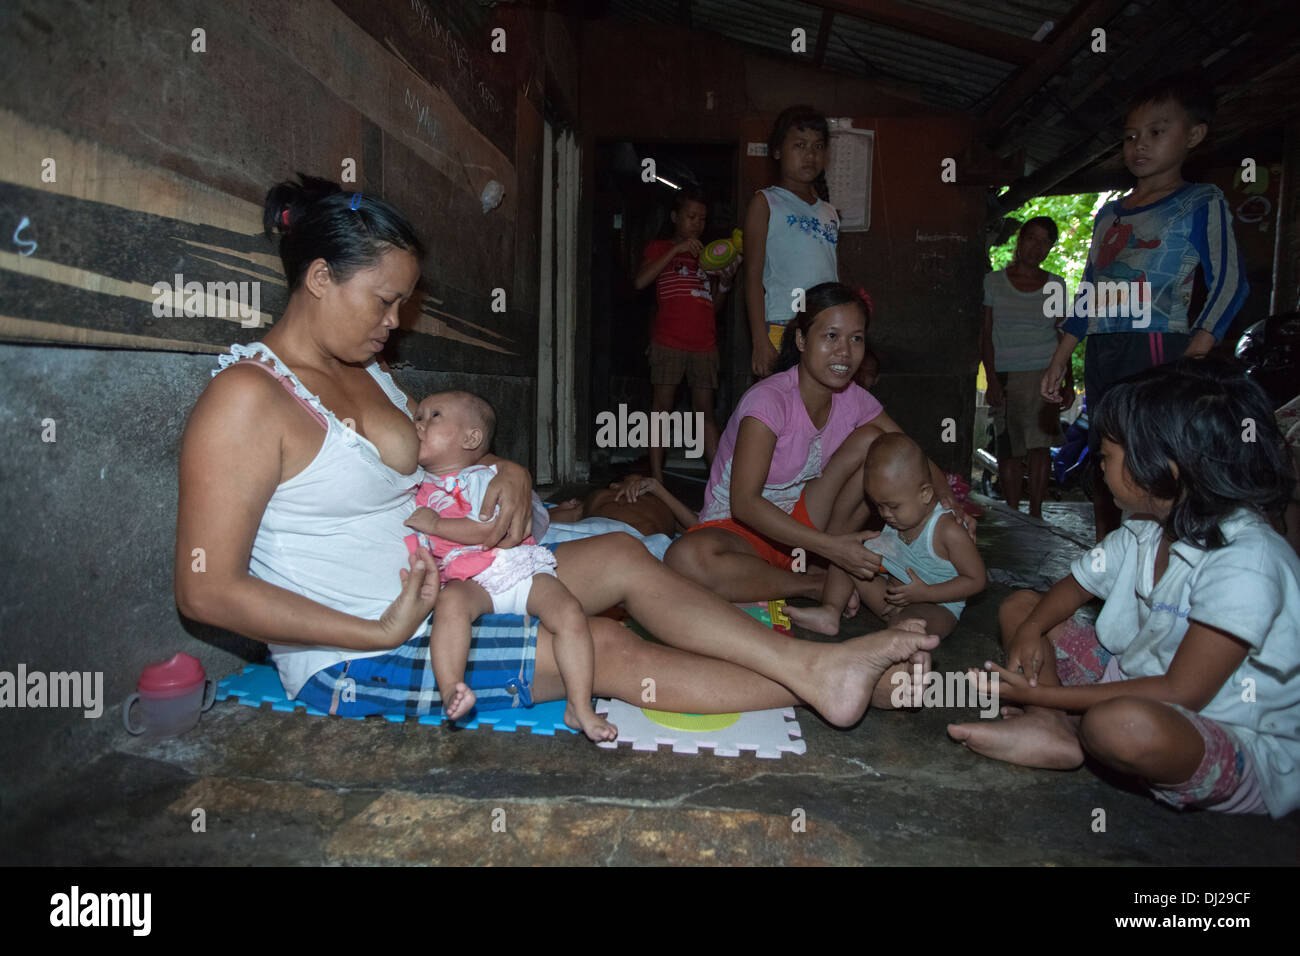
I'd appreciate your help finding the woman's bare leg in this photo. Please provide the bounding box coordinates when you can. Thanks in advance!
[786,424,884,635]
[665,527,825,601]
[530,617,796,713]
[555,534,938,726]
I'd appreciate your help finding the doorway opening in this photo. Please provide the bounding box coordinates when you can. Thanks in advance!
[589,139,739,483]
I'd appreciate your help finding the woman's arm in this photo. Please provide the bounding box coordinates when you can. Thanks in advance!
[730,417,880,577]
[991,620,1250,712]
[174,367,435,651]
[476,455,533,548]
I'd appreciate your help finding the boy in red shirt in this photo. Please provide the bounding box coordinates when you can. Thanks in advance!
[633,187,738,483]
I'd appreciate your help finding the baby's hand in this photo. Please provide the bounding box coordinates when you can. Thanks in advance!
[404,506,439,535]
[884,567,929,607]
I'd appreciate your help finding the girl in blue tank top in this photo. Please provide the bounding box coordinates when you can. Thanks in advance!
[743,105,840,379]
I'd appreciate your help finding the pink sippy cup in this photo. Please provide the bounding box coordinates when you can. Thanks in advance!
[122,652,216,737]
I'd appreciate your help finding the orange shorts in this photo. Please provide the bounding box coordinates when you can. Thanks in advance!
[687,491,817,570]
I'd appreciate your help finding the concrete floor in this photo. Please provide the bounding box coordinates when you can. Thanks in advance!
[4,496,1297,865]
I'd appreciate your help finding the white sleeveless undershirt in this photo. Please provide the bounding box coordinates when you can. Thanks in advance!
[211,342,426,697]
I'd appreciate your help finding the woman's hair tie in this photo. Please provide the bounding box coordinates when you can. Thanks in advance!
[349,193,362,211]
[854,286,874,318]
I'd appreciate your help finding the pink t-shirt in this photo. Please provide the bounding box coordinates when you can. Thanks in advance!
[699,365,883,522]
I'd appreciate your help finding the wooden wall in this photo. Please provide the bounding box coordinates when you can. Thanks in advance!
[0,0,552,385]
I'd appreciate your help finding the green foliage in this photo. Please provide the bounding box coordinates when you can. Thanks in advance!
[990,190,1125,383]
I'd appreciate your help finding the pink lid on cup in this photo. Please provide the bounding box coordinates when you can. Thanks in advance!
[137,652,207,698]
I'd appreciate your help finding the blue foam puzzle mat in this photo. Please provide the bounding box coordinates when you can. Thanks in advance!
[215,663,577,734]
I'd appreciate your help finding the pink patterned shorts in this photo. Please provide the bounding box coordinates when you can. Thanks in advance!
[1052,617,1266,815]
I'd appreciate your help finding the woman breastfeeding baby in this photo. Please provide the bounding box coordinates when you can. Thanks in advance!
[174,175,940,740]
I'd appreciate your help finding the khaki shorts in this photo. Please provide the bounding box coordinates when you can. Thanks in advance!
[648,343,719,388]
[993,369,1061,457]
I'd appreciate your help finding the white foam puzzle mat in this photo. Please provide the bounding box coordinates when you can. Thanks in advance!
[594,699,807,759]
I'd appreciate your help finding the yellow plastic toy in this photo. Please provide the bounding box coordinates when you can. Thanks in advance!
[699,228,743,273]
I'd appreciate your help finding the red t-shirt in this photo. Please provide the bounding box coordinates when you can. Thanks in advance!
[642,239,716,351]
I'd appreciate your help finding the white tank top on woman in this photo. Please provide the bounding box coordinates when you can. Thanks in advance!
[212,342,425,697]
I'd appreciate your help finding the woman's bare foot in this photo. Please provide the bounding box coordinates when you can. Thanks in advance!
[785,603,842,636]
[565,701,618,742]
[947,707,1084,769]
[443,683,476,720]
[802,627,940,727]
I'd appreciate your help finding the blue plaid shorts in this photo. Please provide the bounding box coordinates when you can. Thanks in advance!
[296,613,540,717]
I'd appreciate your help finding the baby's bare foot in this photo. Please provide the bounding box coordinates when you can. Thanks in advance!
[785,603,842,636]
[443,683,476,720]
[948,708,1083,769]
[843,590,861,619]
[565,701,618,742]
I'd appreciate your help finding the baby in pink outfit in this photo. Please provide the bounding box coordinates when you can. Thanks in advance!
[403,391,616,741]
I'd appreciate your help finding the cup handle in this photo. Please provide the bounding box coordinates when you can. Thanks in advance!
[122,693,144,734]
[201,679,217,712]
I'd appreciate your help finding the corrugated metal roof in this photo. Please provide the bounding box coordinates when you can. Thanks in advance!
[822,13,1018,110]
[895,0,1077,38]
[602,0,1300,191]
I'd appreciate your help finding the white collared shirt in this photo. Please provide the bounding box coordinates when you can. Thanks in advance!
[1072,509,1300,817]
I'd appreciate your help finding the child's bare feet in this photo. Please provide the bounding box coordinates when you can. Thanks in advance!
[785,603,842,636]
[565,702,618,742]
[443,682,476,720]
[844,590,861,618]
[947,707,1084,769]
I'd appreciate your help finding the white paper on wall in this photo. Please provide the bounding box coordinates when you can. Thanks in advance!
[827,118,874,232]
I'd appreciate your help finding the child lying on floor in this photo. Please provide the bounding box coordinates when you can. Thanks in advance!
[949,359,1300,818]
[402,390,616,741]
[542,475,697,561]
[786,432,986,638]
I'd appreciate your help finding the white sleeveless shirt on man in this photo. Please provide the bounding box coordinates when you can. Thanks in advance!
[760,186,839,326]
[212,342,426,697]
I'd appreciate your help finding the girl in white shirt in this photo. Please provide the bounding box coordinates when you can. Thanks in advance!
[949,358,1300,818]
